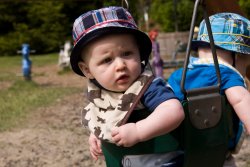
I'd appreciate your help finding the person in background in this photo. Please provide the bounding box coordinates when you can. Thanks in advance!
[149,29,164,78]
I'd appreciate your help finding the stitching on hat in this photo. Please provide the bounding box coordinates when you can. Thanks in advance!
[202,33,250,39]
[215,42,250,48]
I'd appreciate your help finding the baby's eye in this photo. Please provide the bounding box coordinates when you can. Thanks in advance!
[122,51,132,57]
[102,57,112,64]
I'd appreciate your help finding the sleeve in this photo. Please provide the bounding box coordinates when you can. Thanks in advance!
[167,69,184,101]
[141,77,178,112]
[220,67,246,92]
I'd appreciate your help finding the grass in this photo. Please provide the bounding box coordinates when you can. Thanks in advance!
[0,53,58,71]
[0,53,80,131]
[31,53,60,67]
[0,53,59,81]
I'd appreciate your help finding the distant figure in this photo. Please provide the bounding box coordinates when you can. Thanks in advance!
[149,29,164,78]
[58,41,71,69]
[21,44,32,81]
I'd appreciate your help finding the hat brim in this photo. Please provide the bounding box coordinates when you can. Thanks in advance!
[191,40,226,51]
[70,27,152,76]
[191,40,210,51]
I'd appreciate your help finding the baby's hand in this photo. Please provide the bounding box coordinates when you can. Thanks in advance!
[111,123,140,147]
[88,133,103,161]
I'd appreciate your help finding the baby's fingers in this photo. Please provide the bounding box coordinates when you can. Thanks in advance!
[90,150,99,161]
[111,127,119,137]
[111,131,122,144]
[112,133,121,142]
[96,138,102,153]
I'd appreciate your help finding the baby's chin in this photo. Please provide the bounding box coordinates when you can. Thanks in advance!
[110,88,128,93]
[107,85,130,93]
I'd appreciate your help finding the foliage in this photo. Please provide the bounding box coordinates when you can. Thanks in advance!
[149,0,249,32]
[0,1,93,56]
[149,0,195,32]
[0,1,138,56]
[149,0,174,31]
[0,2,66,55]
[0,0,249,56]
[26,2,66,53]
[239,0,250,17]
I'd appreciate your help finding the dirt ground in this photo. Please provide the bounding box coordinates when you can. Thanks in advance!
[0,64,249,167]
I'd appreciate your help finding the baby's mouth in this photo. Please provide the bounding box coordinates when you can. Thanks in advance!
[116,74,129,84]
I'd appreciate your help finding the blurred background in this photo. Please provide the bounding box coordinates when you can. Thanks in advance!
[0,1,250,167]
[0,0,249,56]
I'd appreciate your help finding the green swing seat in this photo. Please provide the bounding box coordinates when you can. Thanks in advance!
[179,86,235,167]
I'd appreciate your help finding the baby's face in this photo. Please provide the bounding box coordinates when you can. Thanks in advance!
[79,33,141,92]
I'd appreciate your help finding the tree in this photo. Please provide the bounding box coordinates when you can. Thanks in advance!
[0,0,141,55]
[239,0,250,17]
[149,0,195,32]
[0,1,67,55]
[0,0,248,56]
[0,2,29,55]
[25,1,66,53]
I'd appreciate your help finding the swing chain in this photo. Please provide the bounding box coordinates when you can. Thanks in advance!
[122,0,129,9]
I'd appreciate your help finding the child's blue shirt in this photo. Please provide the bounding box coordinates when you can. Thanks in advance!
[168,56,246,101]
[142,77,177,112]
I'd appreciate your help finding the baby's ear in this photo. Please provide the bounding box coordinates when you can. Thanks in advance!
[78,62,94,79]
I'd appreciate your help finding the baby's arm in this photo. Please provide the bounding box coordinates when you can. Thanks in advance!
[225,86,250,135]
[111,98,184,147]
[88,133,103,161]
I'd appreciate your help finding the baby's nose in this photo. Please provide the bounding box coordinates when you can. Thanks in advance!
[115,58,126,70]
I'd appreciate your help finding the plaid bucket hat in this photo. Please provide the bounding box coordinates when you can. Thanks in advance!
[192,13,250,55]
[70,6,152,76]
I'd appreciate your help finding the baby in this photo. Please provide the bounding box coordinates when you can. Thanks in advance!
[70,6,184,167]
